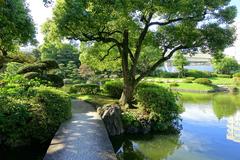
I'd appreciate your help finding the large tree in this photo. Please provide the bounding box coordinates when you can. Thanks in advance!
[0,0,36,57]
[53,0,236,105]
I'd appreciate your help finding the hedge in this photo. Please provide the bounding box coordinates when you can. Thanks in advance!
[103,81,123,98]
[233,72,240,78]
[217,74,232,78]
[135,83,182,132]
[69,84,100,95]
[186,70,215,78]
[193,78,212,85]
[0,86,71,147]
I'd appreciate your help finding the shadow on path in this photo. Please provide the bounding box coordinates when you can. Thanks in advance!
[44,100,117,160]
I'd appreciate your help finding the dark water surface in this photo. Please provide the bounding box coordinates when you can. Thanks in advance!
[114,93,240,160]
[0,140,50,160]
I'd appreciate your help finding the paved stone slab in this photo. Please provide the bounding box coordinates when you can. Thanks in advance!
[44,100,117,160]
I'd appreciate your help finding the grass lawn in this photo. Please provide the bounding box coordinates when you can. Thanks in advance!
[145,77,234,86]
[209,77,234,85]
[156,82,216,91]
[78,95,118,106]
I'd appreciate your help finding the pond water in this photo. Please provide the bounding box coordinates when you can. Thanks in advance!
[113,93,240,160]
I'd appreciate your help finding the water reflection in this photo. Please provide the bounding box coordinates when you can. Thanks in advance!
[227,111,240,143]
[114,93,240,160]
[115,134,181,160]
[212,94,240,119]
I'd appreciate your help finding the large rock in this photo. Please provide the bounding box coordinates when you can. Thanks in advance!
[97,104,124,136]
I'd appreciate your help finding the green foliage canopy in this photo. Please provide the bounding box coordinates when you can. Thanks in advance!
[0,0,36,55]
[52,0,237,104]
[53,0,236,79]
[40,20,80,67]
[213,56,239,74]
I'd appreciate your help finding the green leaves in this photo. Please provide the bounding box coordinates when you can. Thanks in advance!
[0,0,36,54]
[53,0,237,88]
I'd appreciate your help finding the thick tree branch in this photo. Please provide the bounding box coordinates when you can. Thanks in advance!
[130,12,154,77]
[136,45,187,83]
[149,11,207,27]
[134,12,153,61]
[100,44,117,61]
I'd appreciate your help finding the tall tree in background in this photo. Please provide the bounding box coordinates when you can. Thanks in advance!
[40,20,80,67]
[173,52,189,78]
[212,56,239,74]
[0,0,36,58]
[53,0,236,105]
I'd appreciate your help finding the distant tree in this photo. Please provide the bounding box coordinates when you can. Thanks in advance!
[53,0,236,105]
[213,56,239,75]
[32,49,41,61]
[0,0,36,57]
[40,20,80,67]
[173,52,189,77]
[79,64,95,80]
[56,61,81,83]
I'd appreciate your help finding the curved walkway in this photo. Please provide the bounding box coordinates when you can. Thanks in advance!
[44,100,117,160]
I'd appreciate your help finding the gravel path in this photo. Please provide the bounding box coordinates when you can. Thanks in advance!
[44,100,117,160]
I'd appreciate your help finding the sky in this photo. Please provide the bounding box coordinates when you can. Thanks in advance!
[26,0,240,61]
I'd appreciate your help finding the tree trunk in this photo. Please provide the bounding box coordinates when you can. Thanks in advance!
[119,29,137,106]
[119,80,136,106]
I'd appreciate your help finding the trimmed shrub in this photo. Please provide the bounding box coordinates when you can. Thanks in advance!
[193,78,212,85]
[233,77,240,86]
[5,62,24,76]
[135,84,182,132]
[103,81,123,98]
[186,70,215,78]
[159,71,179,78]
[70,84,100,95]
[217,74,232,78]
[169,82,179,87]
[41,59,59,70]
[23,73,64,87]
[0,86,71,147]
[23,72,41,79]
[186,77,195,81]
[45,74,64,87]
[233,72,240,78]
[17,63,48,74]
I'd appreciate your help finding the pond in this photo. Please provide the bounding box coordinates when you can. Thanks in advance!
[113,93,240,160]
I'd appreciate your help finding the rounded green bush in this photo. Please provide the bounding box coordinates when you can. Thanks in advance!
[0,86,71,147]
[186,70,215,78]
[217,74,232,78]
[45,74,64,87]
[17,63,47,74]
[135,84,182,132]
[186,77,195,81]
[103,81,123,98]
[193,78,212,85]
[70,84,100,95]
[233,72,240,78]
[169,82,179,87]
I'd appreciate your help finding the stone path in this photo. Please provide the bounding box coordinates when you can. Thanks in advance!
[44,100,117,160]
